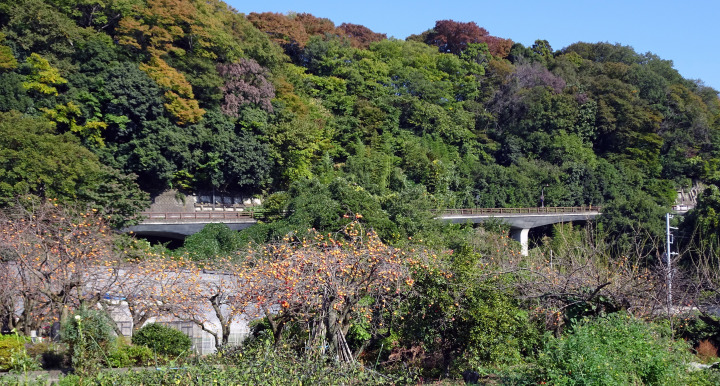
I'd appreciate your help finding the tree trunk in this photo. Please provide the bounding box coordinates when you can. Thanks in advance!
[325,308,339,357]
[210,295,231,349]
[97,300,123,336]
[263,305,285,346]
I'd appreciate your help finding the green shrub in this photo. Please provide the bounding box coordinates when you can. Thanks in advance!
[126,344,154,366]
[0,333,39,372]
[132,324,192,357]
[61,308,115,377]
[400,267,541,376]
[0,334,27,370]
[106,346,131,368]
[107,339,154,368]
[536,313,692,385]
[182,223,244,260]
[67,342,392,385]
[56,374,82,385]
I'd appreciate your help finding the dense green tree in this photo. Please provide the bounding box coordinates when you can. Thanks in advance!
[0,71,36,113]
[0,111,103,204]
[193,110,272,192]
[182,223,244,261]
[0,34,17,71]
[0,111,147,223]
[77,166,149,228]
[280,177,398,240]
[100,62,165,141]
[2,0,87,60]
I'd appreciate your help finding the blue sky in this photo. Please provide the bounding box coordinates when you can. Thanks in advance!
[226,0,720,93]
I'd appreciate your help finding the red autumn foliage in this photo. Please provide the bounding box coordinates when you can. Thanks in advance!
[295,13,338,37]
[426,20,512,58]
[337,23,387,49]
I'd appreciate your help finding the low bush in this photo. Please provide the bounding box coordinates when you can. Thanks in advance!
[107,339,154,368]
[61,340,393,385]
[398,261,541,377]
[0,334,27,370]
[8,347,41,373]
[131,324,192,357]
[536,313,692,385]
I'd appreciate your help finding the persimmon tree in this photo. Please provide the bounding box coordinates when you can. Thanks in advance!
[165,257,246,350]
[0,199,121,334]
[99,254,197,335]
[108,250,247,349]
[236,219,425,361]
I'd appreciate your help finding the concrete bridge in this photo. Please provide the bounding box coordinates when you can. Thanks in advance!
[124,211,258,239]
[435,206,602,255]
[125,206,602,256]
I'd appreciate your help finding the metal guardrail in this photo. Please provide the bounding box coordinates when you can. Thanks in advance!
[434,206,602,216]
[141,211,262,220]
[140,207,602,222]
[141,205,602,221]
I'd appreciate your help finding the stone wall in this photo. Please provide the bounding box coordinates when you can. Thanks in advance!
[148,190,196,213]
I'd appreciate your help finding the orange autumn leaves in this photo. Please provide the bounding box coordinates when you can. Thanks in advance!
[238,221,416,321]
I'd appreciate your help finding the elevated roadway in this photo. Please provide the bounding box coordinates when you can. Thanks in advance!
[435,206,602,255]
[125,206,602,256]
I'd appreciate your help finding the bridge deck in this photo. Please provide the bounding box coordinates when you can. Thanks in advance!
[434,206,602,216]
[141,211,259,222]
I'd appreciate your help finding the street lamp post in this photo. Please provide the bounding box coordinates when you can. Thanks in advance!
[540,184,549,208]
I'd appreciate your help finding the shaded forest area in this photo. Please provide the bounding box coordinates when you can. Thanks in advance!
[2,0,720,382]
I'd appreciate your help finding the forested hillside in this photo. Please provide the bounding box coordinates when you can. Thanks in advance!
[4,2,720,382]
[0,0,718,238]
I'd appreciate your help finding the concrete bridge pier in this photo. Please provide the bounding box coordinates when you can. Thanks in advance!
[510,228,530,256]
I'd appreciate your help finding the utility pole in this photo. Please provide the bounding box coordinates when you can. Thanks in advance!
[665,213,678,312]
